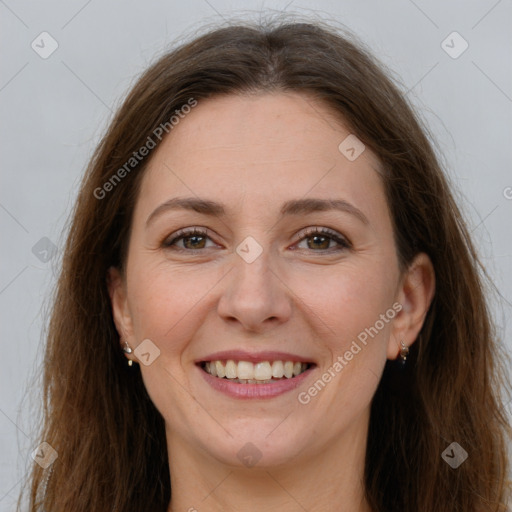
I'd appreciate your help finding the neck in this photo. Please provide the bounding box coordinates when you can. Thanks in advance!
[166,409,372,512]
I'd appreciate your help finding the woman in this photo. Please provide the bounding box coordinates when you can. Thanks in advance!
[22,19,511,511]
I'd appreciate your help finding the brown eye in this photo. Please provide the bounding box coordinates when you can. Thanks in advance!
[295,227,351,252]
[181,234,207,249]
[306,234,331,250]
[163,228,216,251]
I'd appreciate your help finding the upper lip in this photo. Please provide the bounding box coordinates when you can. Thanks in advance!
[196,350,316,364]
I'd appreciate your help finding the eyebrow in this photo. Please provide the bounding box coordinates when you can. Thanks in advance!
[146,196,369,227]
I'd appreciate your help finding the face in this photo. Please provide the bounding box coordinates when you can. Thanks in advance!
[110,92,432,470]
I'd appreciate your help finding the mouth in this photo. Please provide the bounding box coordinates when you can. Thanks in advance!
[200,359,314,384]
[195,350,317,399]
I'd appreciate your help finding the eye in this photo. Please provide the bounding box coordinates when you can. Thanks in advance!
[293,227,351,252]
[162,226,351,253]
[162,227,218,251]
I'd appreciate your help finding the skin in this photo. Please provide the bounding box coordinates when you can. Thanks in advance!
[109,92,435,512]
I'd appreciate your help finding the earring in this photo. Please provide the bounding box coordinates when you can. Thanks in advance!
[399,341,409,366]
[122,340,133,366]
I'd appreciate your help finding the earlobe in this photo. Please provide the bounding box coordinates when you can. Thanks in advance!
[388,253,436,360]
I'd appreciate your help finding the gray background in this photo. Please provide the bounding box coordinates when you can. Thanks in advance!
[1,0,511,508]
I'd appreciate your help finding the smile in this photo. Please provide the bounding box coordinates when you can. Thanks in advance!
[202,360,311,383]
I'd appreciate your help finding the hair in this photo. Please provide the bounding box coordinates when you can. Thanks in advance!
[21,17,511,512]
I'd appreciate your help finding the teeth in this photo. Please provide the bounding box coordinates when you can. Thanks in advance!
[272,360,284,378]
[225,360,237,379]
[203,359,310,381]
[215,361,226,378]
[237,361,254,380]
[254,362,272,380]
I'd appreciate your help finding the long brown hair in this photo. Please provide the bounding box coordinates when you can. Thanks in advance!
[21,17,511,511]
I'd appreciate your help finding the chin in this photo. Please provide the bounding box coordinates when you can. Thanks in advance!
[200,422,312,469]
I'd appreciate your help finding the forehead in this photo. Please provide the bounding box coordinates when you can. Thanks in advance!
[136,92,387,223]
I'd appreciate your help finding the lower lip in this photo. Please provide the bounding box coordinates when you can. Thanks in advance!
[198,365,315,399]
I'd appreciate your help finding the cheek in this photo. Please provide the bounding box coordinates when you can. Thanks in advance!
[288,263,396,445]
[127,260,223,354]
[288,260,397,350]
[294,268,395,410]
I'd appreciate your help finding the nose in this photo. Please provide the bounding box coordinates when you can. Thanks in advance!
[216,246,292,333]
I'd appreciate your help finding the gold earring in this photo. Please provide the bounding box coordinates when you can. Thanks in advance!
[122,340,133,366]
[399,341,409,366]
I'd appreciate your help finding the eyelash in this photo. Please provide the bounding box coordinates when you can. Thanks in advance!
[162,226,351,254]
[296,227,351,252]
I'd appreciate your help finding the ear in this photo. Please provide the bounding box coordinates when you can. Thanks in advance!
[107,266,135,356]
[387,252,436,360]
